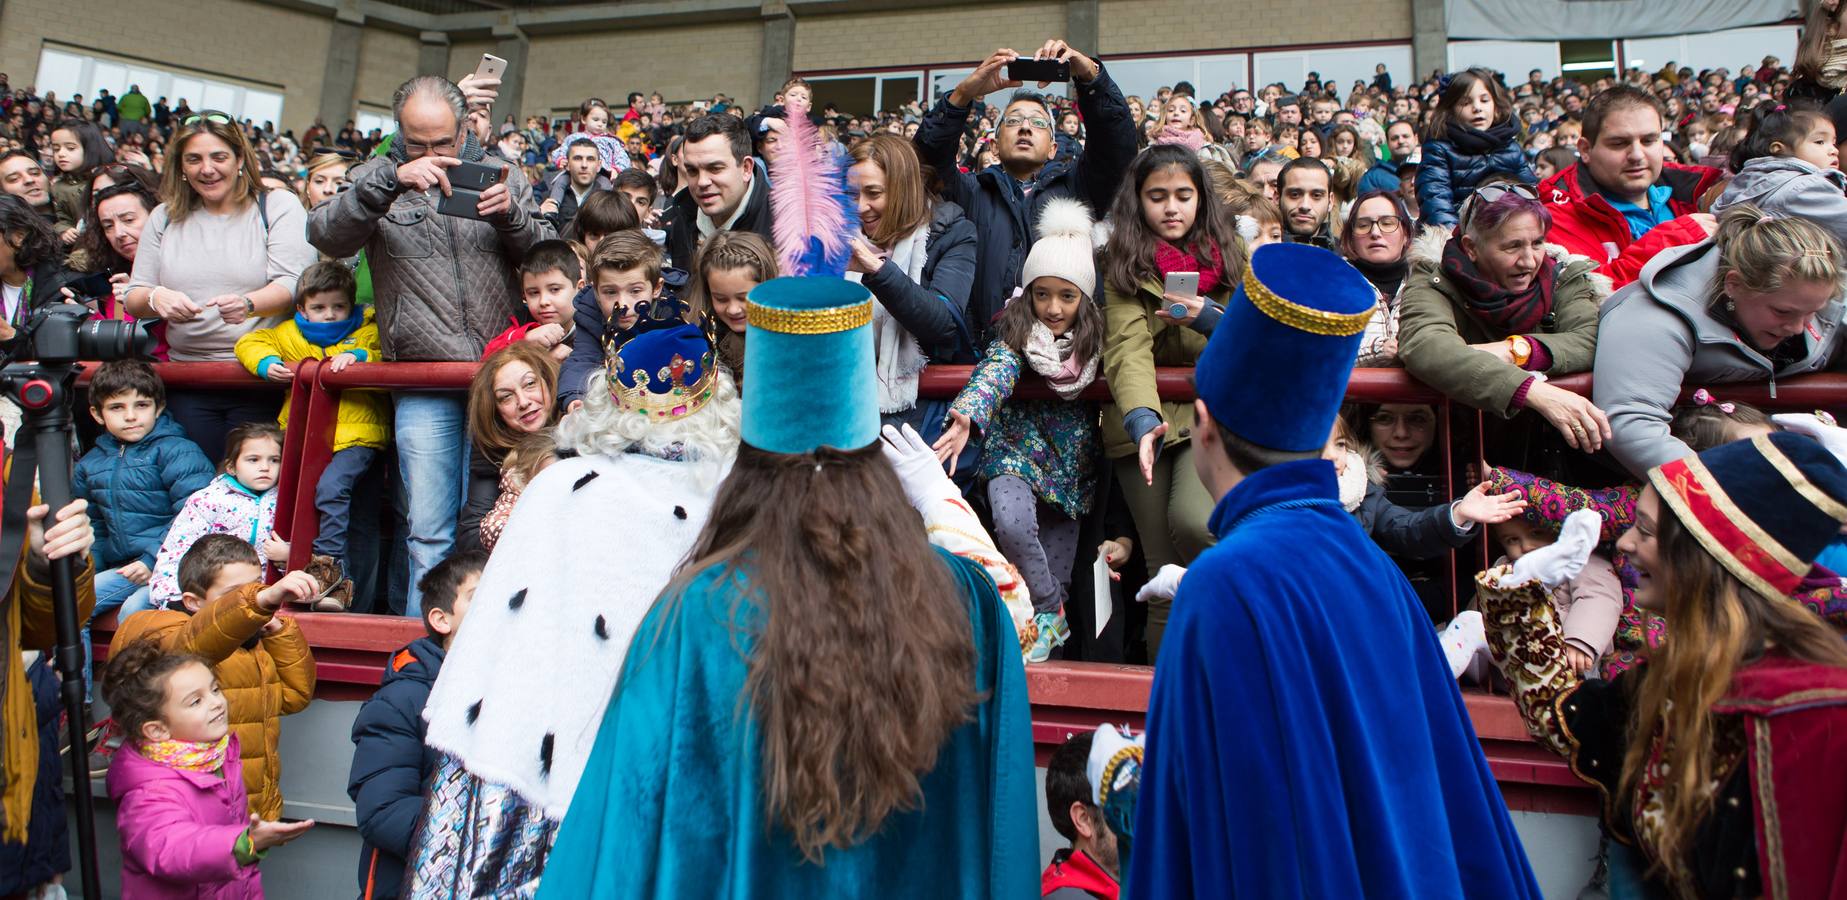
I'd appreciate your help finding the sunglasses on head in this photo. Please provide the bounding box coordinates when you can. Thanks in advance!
[181,110,233,127]
[1457,181,1540,231]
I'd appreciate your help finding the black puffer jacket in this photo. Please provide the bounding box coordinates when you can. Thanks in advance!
[663,157,774,270]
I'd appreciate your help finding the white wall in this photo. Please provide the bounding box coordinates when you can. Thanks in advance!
[1622,24,1798,74]
[1106,53,1252,99]
[1448,40,1563,79]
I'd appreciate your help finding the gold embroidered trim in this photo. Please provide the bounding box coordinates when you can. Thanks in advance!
[1756,433,1847,522]
[1752,720,1787,900]
[1649,462,1795,604]
[1241,268,1374,337]
[745,299,873,335]
[1097,745,1143,807]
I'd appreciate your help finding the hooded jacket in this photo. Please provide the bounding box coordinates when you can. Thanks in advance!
[1712,155,1847,248]
[107,735,262,899]
[308,133,552,361]
[233,308,390,452]
[110,582,316,822]
[1397,226,1610,416]
[1538,160,1723,281]
[71,414,216,569]
[1593,239,1847,477]
[349,637,445,900]
[148,474,279,608]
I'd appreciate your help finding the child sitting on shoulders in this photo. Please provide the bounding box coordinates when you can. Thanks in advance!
[111,534,320,823]
[1417,68,1536,227]
[347,550,485,900]
[148,423,288,609]
[102,640,315,898]
[234,261,387,610]
[483,240,584,362]
[480,431,561,555]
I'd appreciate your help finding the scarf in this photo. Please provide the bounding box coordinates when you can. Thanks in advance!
[846,219,931,413]
[1349,255,1409,299]
[1443,118,1519,155]
[139,734,231,773]
[1154,240,1226,296]
[1823,39,1847,90]
[1152,125,1207,152]
[1337,449,1369,512]
[295,311,363,347]
[1022,321,1097,400]
[1439,235,1557,335]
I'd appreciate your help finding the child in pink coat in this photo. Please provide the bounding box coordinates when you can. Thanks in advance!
[102,640,314,898]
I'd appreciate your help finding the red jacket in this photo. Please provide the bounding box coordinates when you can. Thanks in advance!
[1538,161,1723,286]
[1042,848,1119,900]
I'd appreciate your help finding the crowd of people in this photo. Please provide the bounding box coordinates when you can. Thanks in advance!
[5,9,1847,896]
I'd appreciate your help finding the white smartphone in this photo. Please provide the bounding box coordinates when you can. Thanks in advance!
[475,54,507,81]
[1163,271,1199,318]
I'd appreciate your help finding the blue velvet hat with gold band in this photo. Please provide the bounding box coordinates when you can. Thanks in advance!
[1194,242,1376,452]
[741,276,880,454]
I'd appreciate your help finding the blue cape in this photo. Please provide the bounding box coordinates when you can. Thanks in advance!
[1128,459,1541,899]
[538,546,1039,898]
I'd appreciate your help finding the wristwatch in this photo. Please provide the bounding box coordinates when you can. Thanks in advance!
[1507,334,1533,367]
[241,295,256,317]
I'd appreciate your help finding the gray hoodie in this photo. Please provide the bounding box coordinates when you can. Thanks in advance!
[1713,156,1847,248]
[1593,239,1847,477]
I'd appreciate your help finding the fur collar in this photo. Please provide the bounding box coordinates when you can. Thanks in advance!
[1408,224,1613,302]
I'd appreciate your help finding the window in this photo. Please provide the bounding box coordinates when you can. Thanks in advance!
[808,71,924,117]
[1449,41,1562,80]
[356,108,394,138]
[1253,45,1413,97]
[34,45,285,126]
[1108,53,1250,101]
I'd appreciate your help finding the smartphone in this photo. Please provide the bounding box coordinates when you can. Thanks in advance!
[1163,271,1199,299]
[435,160,508,219]
[1007,58,1071,83]
[475,53,507,82]
[67,271,115,300]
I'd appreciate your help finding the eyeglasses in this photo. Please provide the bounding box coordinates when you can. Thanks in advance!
[1369,410,1436,431]
[1350,215,1404,234]
[1472,183,1539,204]
[1001,115,1052,131]
[310,146,360,161]
[181,110,233,127]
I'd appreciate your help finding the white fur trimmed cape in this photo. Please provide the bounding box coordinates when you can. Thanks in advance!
[422,450,723,818]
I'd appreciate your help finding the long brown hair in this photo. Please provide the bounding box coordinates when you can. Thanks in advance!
[160,114,264,223]
[467,342,559,463]
[848,133,932,248]
[994,276,1103,365]
[685,230,778,317]
[662,443,978,860]
[1423,68,1517,142]
[1619,502,1847,879]
[1103,144,1247,298]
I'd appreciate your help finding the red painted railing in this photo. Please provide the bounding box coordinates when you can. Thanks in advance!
[78,360,1847,816]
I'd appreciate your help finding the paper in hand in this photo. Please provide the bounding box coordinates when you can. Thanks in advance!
[1093,551,1113,638]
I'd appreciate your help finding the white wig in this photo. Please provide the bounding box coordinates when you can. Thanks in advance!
[557,366,741,488]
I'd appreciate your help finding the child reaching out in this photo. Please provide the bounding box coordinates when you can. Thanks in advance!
[102,640,314,898]
[149,423,288,609]
[1326,412,1526,559]
[110,533,320,824]
[1417,68,1537,227]
[685,230,778,385]
[935,197,1104,663]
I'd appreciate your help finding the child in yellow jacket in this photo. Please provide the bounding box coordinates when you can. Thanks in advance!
[109,534,318,821]
[234,261,387,611]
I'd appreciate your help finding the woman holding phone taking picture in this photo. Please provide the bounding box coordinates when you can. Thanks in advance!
[1100,143,1247,660]
[123,112,314,459]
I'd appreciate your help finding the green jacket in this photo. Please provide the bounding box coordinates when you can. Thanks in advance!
[116,90,150,123]
[1101,278,1228,459]
[1397,227,1610,416]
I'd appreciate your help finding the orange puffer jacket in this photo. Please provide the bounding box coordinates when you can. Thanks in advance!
[109,583,314,820]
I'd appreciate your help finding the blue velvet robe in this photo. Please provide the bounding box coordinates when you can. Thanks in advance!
[537,547,1039,899]
[1128,459,1541,899]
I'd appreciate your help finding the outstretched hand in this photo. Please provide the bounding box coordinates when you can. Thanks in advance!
[1452,482,1527,527]
[932,410,974,475]
[880,423,955,510]
[248,814,314,853]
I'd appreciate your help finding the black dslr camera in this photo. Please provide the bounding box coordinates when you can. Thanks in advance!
[11,303,155,363]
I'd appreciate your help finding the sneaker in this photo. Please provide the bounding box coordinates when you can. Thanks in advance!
[1026,612,1070,664]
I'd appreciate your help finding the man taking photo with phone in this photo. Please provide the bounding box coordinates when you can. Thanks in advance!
[914,38,1137,347]
[307,73,551,616]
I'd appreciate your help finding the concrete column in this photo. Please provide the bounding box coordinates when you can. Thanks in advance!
[758,1,795,108]
[1411,0,1448,82]
[317,5,364,133]
[419,31,451,78]
[1065,0,1100,102]
[490,20,530,129]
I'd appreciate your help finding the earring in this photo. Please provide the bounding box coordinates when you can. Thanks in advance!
[1725,299,1736,312]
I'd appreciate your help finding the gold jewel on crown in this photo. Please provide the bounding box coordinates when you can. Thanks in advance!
[608,346,717,421]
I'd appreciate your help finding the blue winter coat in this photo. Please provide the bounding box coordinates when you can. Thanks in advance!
[1416,135,1537,228]
[348,637,445,900]
[913,64,1138,346]
[71,414,216,569]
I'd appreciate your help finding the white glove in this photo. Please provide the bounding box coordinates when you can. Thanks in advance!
[879,423,956,511]
[1498,509,1599,589]
[1773,413,1847,468]
[1135,564,1186,604]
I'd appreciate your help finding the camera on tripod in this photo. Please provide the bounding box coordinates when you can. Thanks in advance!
[9,303,156,364]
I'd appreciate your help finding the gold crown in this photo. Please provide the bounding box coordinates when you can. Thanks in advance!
[607,346,717,421]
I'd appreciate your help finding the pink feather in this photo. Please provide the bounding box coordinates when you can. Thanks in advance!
[767,97,855,277]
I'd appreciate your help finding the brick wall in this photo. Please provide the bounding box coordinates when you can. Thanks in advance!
[793,2,1070,72]
[0,0,333,132]
[1098,0,1411,53]
[524,22,764,115]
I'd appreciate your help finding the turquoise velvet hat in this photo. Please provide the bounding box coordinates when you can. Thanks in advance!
[741,276,880,454]
[1194,242,1376,452]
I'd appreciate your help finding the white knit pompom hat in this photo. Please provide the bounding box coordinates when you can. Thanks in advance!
[1019,197,1099,299]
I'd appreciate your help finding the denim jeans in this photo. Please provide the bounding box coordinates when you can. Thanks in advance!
[85,567,155,696]
[312,445,381,564]
[394,392,469,616]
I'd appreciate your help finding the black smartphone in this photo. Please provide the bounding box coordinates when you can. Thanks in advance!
[435,160,508,219]
[1007,58,1071,83]
[67,271,115,300]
